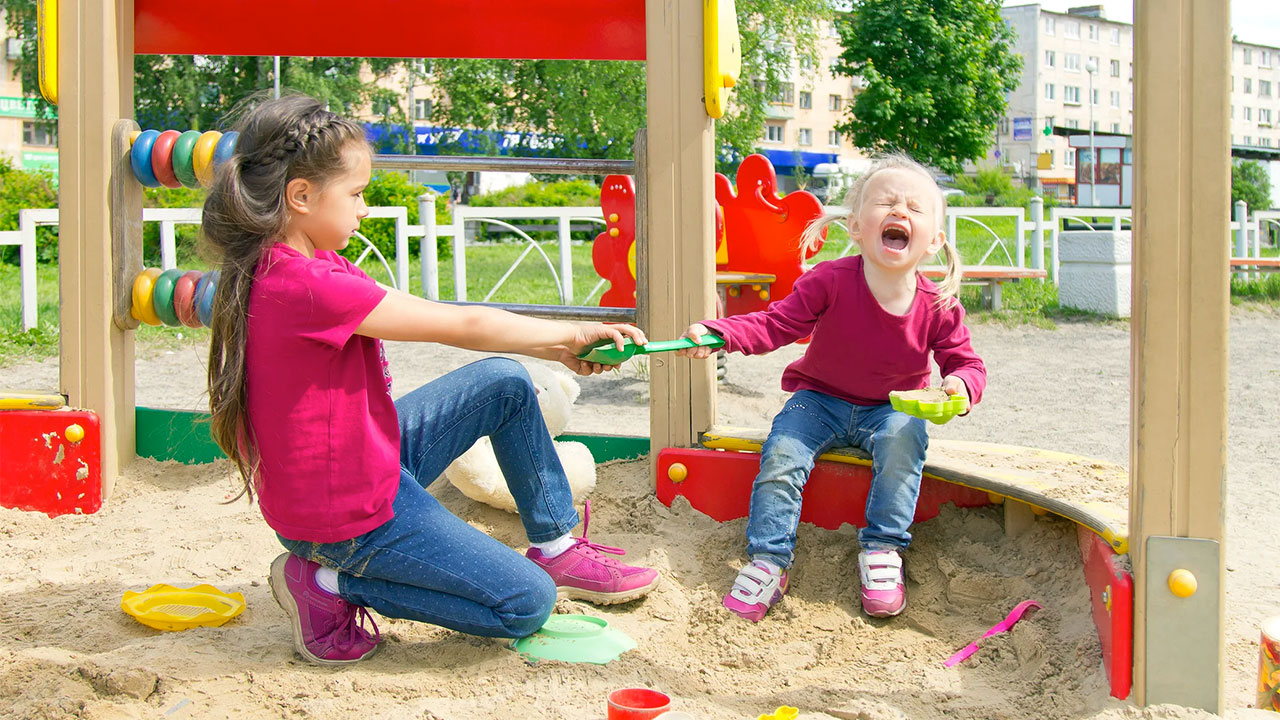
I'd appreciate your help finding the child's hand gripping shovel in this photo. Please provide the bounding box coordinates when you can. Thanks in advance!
[578,332,725,365]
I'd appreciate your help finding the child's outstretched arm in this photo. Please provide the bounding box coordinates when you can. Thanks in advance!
[356,288,646,376]
[675,263,833,358]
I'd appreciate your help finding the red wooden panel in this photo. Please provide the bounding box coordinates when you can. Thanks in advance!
[1078,525,1134,700]
[134,1,645,60]
[0,409,102,517]
[655,447,991,531]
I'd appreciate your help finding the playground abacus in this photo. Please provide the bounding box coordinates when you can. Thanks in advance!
[129,128,239,189]
[130,267,219,328]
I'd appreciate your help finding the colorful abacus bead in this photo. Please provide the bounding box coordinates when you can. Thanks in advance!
[130,130,162,188]
[195,270,219,328]
[131,268,163,326]
[173,270,204,328]
[213,131,238,173]
[192,131,222,188]
[150,130,183,189]
[172,130,203,188]
[151,268,186,327]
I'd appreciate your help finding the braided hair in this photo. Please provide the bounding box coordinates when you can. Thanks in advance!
[202,93,368,502]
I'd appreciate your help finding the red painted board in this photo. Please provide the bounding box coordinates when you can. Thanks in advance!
[135,1,646,61]
[656,447,991,531]
[1078,525,1134,700]
[0,409,102,517]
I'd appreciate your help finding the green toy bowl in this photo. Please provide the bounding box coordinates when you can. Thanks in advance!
[889,389,969,425]
[512,614,637,664]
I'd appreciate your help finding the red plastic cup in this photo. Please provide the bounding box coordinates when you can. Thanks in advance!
[607,688,671,720]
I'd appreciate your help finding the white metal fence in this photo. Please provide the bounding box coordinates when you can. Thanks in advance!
[5,200,1278,331]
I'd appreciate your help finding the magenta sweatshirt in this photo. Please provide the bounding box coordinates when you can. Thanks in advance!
[702,255,986,406]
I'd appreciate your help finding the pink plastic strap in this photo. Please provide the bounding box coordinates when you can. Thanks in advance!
[943,599,1042,668]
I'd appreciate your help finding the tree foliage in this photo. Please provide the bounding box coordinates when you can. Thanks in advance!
[1232,160,1273,211]
[427,0,831,175]
[833,0,1022,175]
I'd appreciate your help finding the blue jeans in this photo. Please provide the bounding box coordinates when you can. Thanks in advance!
[278,358,580,639]
[746,389,928,569]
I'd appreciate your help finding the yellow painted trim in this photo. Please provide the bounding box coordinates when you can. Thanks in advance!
[702,0,740,118]
[701,427,1130,554]
[0,391,67,410]
[37,0,57,105]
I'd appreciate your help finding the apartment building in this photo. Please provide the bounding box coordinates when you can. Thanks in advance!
[994,3,1280,204]
[0,33,58,174]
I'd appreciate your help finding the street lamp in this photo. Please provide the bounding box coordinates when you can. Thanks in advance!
[1085,58,1097,207]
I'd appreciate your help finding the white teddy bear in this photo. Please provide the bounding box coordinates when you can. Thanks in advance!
[444,363,597,513]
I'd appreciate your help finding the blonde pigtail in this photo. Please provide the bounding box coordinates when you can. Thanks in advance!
[931,239,965,309]
[798,213,845,264]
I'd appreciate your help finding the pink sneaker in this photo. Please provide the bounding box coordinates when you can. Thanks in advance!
[858,549,906,617]
[723,560,788,622]
[526,502,659,605]
[268,553,380,664]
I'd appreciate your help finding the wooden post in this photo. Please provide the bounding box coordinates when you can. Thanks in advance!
[59,1,137,492]
[644,0,717,465]
[1130,0,1230,709]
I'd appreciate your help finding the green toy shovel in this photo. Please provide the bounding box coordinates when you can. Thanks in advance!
[577,332,725,365]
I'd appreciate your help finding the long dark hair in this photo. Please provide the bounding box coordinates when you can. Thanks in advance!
[202,93,366,502]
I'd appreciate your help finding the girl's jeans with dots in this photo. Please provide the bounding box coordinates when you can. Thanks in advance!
[746,389,928,570]
[278,357,581,639]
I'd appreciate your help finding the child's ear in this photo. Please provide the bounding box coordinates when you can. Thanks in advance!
[925,229,946,257]
[284,178,314,215]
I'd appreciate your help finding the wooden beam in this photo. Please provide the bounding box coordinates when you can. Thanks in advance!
[1130,0,1230,709]
[644,0,716,465]
[59,1,136,493]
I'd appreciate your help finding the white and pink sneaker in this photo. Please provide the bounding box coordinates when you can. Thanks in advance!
[723,559,788,622]
[858,549,906,617]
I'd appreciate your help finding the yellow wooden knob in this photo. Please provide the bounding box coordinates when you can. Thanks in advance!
[758,290,769,301]
[667,462,688,483]
[65,423,85,443]
[723,74,736,88]
[609,227,619,237]
[728,286,740,297]
[751,284,761,291]
[608,213,619,223]
[1168,569,1197,598]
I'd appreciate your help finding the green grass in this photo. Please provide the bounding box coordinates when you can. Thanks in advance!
[4,221,1276,367]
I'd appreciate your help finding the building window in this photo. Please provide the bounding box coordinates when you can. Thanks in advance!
[1065,21,1080,39]
[799,91,812,109]
[798,128,813,146]
[828,94,842,111]
[1045,50,1056,67]
[828,129,841,147]
[414,98,431,120]
[1044,16,1056,35]
[1065,148,1076,168]
[1088,55,1100,72]
[771,83,795,105]
[798,56,814,70]
[1065,53,1081,72]
[1243,48,1253,65]
[1111,122,1121,133]
[1088,24,1098,41]
[1262,50,1271,67]
[1064,86,1081,104]
[1244,78,1253,94]
[1244,106,1253,121]
[1110,59,1121,77]
[1067,119,1081,129]
[1244,135,1253,145]
[1260,80,1272,97]
[1261,108,1273,126]
[998,117,1011,136]
[1091,88,1100,106]
[22,121,56,146]
[1044,83,1056,100]
[1110,90,1121,108]
[1263,137,1273,147]
[763,124,784,143]
[1110,28,1121,45]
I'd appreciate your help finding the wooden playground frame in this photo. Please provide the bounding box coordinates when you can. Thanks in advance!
[53,0,1229,710]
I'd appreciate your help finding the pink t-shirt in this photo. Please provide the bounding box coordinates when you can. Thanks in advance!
[246,243,398,543]
[702,255,986,406]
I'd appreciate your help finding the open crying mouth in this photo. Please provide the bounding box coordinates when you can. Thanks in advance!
[881,225,910,251]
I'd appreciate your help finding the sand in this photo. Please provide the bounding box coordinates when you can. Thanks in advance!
[2,308,1278,719]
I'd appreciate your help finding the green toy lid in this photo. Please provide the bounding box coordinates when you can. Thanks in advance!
[889,389,969,425]
[511,614,637,664]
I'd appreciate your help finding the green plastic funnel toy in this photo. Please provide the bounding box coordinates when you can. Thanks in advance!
[889,388,969,425]
[512,614,637,664]
[578,333,725,365]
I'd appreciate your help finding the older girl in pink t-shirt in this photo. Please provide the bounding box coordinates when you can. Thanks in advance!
[203,94,658,665]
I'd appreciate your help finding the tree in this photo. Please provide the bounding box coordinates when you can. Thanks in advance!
[427,1,831,175]
[1232,160,1273,211]
[832,0,1022,175]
